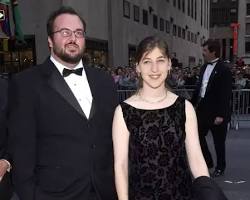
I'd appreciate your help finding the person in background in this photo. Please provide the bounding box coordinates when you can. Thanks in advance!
[191,39,232,178]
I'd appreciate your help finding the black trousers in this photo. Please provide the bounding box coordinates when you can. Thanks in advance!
[0,173,13,200]
[198,122,228,171]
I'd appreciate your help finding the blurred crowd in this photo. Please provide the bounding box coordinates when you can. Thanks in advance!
[94,61,250,90]
[2,59,250,91]
[232,59,250,89]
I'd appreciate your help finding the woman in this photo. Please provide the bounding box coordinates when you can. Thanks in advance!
[112,36,209,200]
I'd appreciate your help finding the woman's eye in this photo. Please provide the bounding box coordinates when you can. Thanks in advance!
[143,61,150,64]
[157,59,165,63]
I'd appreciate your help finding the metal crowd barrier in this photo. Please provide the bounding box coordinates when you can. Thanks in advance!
[117,89,250,130]
[230,89,250,129]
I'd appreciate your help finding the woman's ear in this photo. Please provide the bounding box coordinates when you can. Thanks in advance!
[136,63,140,73]
[168,58,172,69]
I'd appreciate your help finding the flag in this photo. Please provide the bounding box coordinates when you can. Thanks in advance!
[12,0,24,42]
[0,0,10,5]
[0,2,11,37]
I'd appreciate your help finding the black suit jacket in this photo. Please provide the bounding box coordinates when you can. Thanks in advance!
[0,77,13,200]
[191,60,232,127]
[8,59,118,200]
[0,78,8,159]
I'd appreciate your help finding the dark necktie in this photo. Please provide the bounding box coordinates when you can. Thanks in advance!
[62,68,83,77]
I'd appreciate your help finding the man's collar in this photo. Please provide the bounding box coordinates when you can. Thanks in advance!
[206,58,219,65]
[50,55,83,75]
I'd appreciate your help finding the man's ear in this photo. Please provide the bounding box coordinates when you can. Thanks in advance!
[48,36,53,48]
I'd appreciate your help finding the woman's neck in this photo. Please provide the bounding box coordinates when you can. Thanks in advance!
[139,87,167,98]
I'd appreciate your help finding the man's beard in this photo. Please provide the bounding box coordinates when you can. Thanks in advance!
[53,43,85,64]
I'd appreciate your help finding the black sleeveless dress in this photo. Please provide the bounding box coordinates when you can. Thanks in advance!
[120,97,193,200]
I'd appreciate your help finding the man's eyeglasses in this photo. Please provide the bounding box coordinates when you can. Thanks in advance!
[52,28,86,38]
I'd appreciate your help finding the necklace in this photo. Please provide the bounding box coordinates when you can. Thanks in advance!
[139,91,168,104]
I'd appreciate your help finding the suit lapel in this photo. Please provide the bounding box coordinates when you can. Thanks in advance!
[206,62,219,93]
[197,64,207,89]
[84,66,98,120]
[40,59,87,119]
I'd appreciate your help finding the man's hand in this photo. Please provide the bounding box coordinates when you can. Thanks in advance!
[214,117,224,125]
[0,159,9,182]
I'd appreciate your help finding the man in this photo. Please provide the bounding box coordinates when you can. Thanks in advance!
[0,75,13,200]
[8,7,118,200]
[191,39,232,177]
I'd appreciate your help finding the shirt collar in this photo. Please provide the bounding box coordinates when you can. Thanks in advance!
[50,55,84,76]
[210,58,219,64]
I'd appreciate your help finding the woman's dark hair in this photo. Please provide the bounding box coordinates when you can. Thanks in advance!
[202,39,221,58]
[47,6,86,36]
[135,36,170,64]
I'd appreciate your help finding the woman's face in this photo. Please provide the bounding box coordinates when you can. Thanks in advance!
[136,47,171,89]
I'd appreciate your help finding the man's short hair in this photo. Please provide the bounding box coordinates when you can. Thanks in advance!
[202,39,221,58]
[47,6,86,36]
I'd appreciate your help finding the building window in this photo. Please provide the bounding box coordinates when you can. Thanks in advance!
[246,23,250,35]
[160,18,164,31]
[173,24,177,36]
[0,36,36,73]
[211,7,235,26]
[206,0,209,29]
[178,26,182,38]
[191,32,194,42]
[153,15,158,29]
[170,17,174,23]
[230,8,237,15]
[188,0,190,16]
[133,5,140,22]
[204,0,207,27]
[187,31,190,41]
[173,0,176,7]
[143,9,148,25]
[247,4,250,16]
[245,41,250,53]
[222,39,226,59]
[230,8,237,13]
[166,20,170,33]
[123,0,130,18]
[182,28,186,39]
[195,0,197,20]
[191,0,194,18]
[182,0,185,13]
[230,9,237,23]
[201,0,203,26]
[178,0,181,10]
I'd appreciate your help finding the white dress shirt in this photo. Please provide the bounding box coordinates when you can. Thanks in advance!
[200,58,219,98]
[50,56,93,118]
